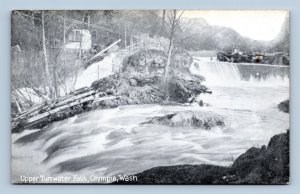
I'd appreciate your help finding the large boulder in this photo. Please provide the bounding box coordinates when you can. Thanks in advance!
[167,80,192,103]
[167,71,207,103]
[228,131,289,184]
[278,99,289,113]
[143,110,225,130]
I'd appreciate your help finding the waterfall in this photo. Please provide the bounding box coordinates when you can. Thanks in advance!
[191,61,242,86]
[190,60,289,87]
[75,53,115,89]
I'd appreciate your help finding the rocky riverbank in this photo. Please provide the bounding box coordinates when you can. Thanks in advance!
[91,49,208,108]
[114,130,289,184]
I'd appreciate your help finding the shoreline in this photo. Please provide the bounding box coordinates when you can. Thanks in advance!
[114,99,290,185]
[114,130,289,185]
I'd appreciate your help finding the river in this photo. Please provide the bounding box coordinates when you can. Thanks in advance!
[11,58,289,183]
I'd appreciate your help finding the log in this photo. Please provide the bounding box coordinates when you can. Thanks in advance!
[12,82,122,132]
[27,95,96,124]
[13,90,95,122]
[13,104,44,121]
[25,94,118,126]
[54,90,95,108]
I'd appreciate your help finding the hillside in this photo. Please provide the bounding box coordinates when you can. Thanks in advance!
[181,17,289,53]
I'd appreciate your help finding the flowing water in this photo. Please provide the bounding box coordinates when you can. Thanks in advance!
[11,57,289,183]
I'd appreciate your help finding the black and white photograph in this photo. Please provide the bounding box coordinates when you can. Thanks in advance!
[11,10,289,184]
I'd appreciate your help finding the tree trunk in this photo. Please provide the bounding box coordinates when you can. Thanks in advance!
[164,10,177,78]
[62,10,67,95]
[165,39,173,77]
[124,24,127,49]
[63,10,66,67]
[31,11,35,28]
[161,10,166,34]
[41,11,53,98]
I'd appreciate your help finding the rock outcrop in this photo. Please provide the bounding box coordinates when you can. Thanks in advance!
[278,99,289,113]
[91,49,208,108]
[114,131,289,184]
[142,111,224,130]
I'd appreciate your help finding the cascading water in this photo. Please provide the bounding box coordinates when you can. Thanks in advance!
[191,59,289,87]
[191,61,242,86]
[11,56,290,183]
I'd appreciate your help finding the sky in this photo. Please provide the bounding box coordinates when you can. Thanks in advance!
[183,10,288,41]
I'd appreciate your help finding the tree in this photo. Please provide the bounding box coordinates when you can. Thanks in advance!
[164,10,185,78]
[11,10,89,112]
[161,10,166,34]
[41,11,54,98]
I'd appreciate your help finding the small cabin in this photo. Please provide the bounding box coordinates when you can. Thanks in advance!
[65,29,92,50]
[68,29,83,42]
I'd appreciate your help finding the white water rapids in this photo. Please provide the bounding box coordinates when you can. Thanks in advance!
[11,57,289,183]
